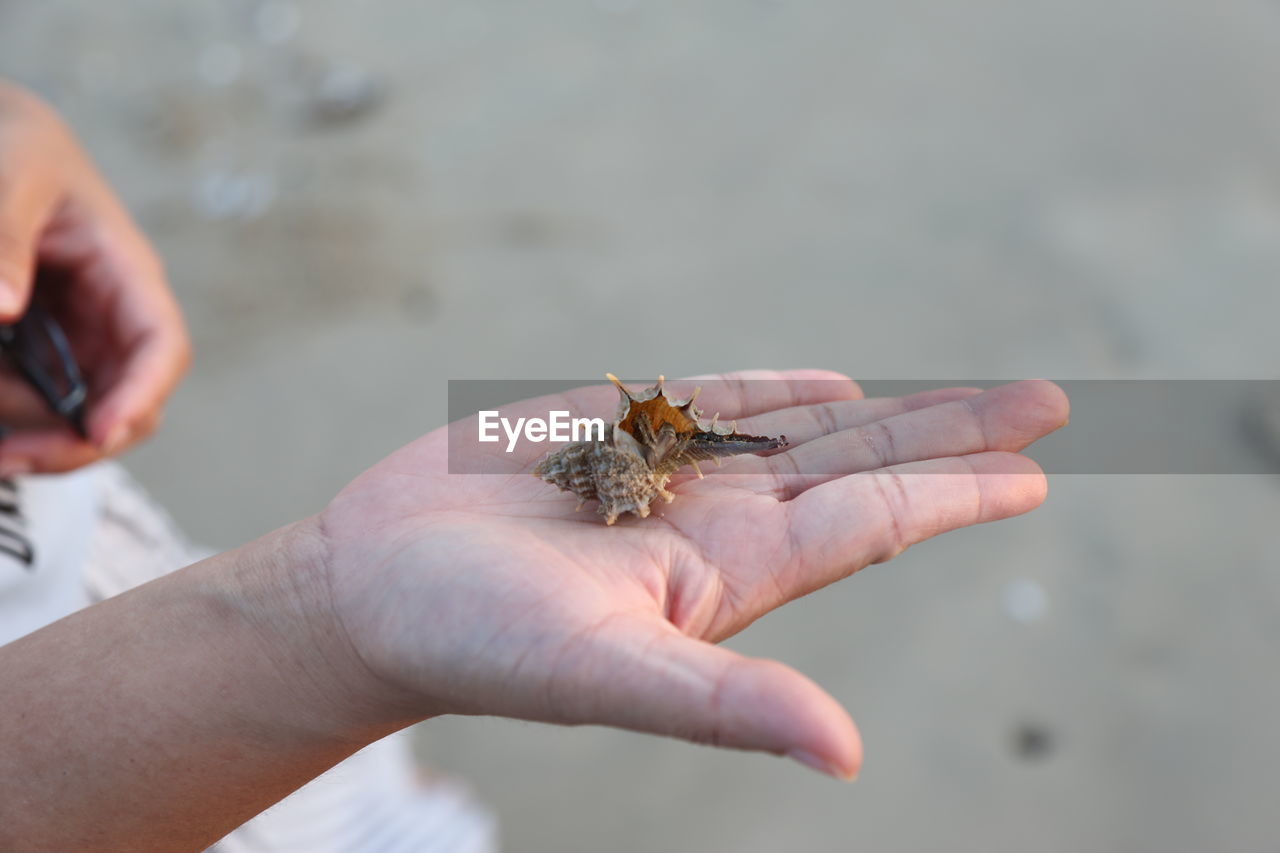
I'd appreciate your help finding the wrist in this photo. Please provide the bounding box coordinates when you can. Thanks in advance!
[207,516,428,745]
[0,515,430,850]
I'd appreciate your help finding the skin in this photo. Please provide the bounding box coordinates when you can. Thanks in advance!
[0,81,190,474]
[322,373,1067,768]
[0,84,1072,850]
[0,371,1068,851]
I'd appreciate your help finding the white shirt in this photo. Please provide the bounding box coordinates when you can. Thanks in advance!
[0,467,96,646]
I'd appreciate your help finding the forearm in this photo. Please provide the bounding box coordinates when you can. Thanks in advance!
[0,518,419,852]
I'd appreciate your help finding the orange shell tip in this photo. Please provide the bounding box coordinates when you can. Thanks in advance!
[606,373,630,396]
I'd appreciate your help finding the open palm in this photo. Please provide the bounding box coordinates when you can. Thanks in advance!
[319,371,1068,779]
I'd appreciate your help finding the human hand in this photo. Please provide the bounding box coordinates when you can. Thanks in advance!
[314,372,1068,780]
[0,82,189,475]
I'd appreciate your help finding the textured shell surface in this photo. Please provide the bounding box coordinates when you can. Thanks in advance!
[532,375,788,524]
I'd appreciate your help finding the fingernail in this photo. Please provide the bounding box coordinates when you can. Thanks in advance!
[788,749,857,781]
[0,458,33,478]
[0,278,21,317]
[102,423,131,455]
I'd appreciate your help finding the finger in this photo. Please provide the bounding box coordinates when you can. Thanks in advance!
[0,428,102,476]
[722,380,1068,499]
[681,369,864,420]
[3,403,163,475]
[540,614,861,780]
[713,386,984,454]
[85,321,188,453]
[0,370,66,429]
[661,385,983,489]
[774,451,1048,601]
[0,126,60,319]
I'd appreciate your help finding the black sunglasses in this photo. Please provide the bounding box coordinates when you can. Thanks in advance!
[0,303,88,440]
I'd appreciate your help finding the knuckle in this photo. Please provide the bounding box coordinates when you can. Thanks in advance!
[860,421,896,469]
[808,402,841,437]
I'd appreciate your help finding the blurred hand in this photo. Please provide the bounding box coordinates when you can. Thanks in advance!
[0,81,189,475]
[316,372,1069,779]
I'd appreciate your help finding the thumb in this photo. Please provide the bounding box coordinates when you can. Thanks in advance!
[0,235,34,323]
[546,615,862,780]
[0,152,59,323]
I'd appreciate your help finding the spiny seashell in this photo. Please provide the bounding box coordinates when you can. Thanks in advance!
[533,374,788,524]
